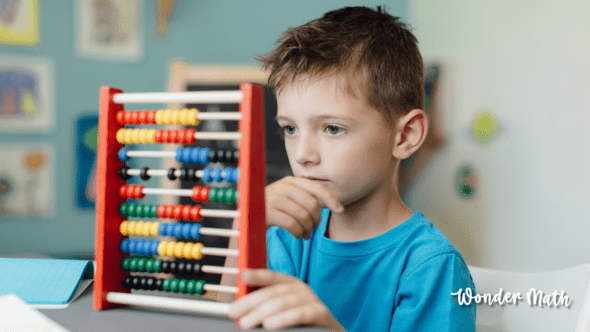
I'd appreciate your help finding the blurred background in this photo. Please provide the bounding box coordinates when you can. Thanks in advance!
[0,0,588,275]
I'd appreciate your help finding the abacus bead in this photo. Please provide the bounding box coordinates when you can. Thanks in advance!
[185,129,196,144]
[190,224,202,240]
[162,279,171,292]
[127,203,138,217]
[178,279,188,293]
[182,243,194,259]
[170,279,179,293]
[129,257,138,271]
[169,260,178,274]
[156,278,164,291]
[146,277,156,290]
[182,205,192,220]
[208,149,217,163]
[140,276,149,290]
[149,205,159,218]
[138,111,148,124]
[130,111,139,125]
[186,280,196,294]
[140,167,151,181]
[142,222,151,236]
[173,205,183,219]
[160,260,170,273]
[137,257,147,271]
[225,150,233,164]
[232,189,239,204]
[190,147,200,164]
[118,148,130,162]
[150,222,160,236]
[157,205,167,218]
[165,205,174,218]
[178,168,187,181]
[120,203,129,216]
[192,243,204,260]
[216,149,225,163]
[195,280,206,295]
[174,242,185,257]
[212,168,223,182]
[158,223,167,236]
[147,111,156,124]
[132,276,141,290]
[232,150,239,163]
[208,187,218,203]
[122,257,131,271]
[150,241,159,255]
[199,187,210,203]
[173,224,183,237]
[176,261,186,275]
[133,185,144,199]
[216,188,225,203]
[199,147,210,164]
[145,258,154,272]
[187,168,196,181]
[116,111,125,125]
[119,185,128,198]
[121,239,130,253]
[191,263,202,276]
[120,221,129,235]
[123,276,133,289]
[202,167,212,183]
[165,242,176,256]
[182,261,192,276]
[154,130,163,143]
[153,259,162,273]
[182,148,192,163]
[224,188,235,203]
[175,148,183,163]
[157,241,167,256]
[181,223,191,239]
[190,206,202,220]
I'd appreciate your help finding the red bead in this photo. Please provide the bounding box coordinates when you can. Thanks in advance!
[116,111,125,125]
[169,130,179,143]
[185,129,196,144]
[165,205,174,218]
[157,205,167,218]
[124,111,133,125]
[176,130,186,144]
[190,206,202,221]
[182,205,191,220]
[191,186,202,202]
[138,111,148,124]
[200,187,210,203]
[125,185,135,199]
[130,112,139,124]
[155,130,163,143]
[119,185,128,198]
[148,111,156,124]
[173,205,183,219]
[161,130,170,143]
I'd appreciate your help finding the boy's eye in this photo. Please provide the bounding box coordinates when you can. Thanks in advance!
[279,125,298,138]
[325,125,344,136]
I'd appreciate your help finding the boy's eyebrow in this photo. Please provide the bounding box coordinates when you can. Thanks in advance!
[275,114,355,122]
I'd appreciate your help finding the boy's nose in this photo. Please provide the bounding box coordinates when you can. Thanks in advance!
[294,136,320,166]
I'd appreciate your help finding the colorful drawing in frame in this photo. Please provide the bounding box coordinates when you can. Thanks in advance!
[75,0,144,62]
[0,0,40,46]
[75,114,98,209]
[0,144,54,218]
[0,57,55,132]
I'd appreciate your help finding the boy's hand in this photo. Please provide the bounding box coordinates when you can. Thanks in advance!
[228,269,345,331]
[266,176,344,240]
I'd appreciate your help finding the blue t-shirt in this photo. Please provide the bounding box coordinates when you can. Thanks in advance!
[267,209,476,331]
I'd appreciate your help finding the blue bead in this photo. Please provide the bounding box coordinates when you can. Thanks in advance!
[190,147,200,164]
[159,223,167,236]
[128,240,137,254]
[202,167,212,183]
[227,167,238,184]
[199,147,210,164]
[150,241,159,255]
[182,148,192,164]
[181,223,191,239]
[173,224,183,237]
[164,223,174,236]
[118,148,130,162]
[175,148,183,163]
[121,239,130,253]
[190,224,202,240]
[213,168,223,182]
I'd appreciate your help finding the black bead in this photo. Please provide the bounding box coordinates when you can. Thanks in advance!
[131,276,141,290]
[178,168,187,181]
[123,275,133,289]
[161,260,171,273]
[216,149,225,163]
[140,167,151,181]
[169,261,178,274]
[167,168,177,180]
[176,260,186,275]
[145,277,156,290]
[191,262,202,277]
[183,261,193,276]
[232,150,239,164]
[139,276,149,290]
[156,278,164,291]
[187,168,196,181]
[208,150,217,163]
[119,166,132,180]
[225,150,233,164]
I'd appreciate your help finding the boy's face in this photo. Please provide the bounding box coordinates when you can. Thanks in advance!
[276,74,398,206]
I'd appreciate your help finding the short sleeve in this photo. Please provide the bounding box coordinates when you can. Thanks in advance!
[391,253,477,331]
[266,226,299,277]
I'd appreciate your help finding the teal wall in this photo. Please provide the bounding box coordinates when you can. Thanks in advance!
[0,1,407,257]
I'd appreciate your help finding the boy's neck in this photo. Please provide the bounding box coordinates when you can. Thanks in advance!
[326,188,413,242]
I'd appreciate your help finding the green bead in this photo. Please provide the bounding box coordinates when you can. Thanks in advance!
[152,259,162,273]
[170,279,179,293]
[195,279,205,295]
[145,259,153,273]
[216,188,225,203]
[136,205,146,218]
[224,188,234,203]
[162,279,171,292]
[186,280,196,294]
[119,203,129,216]
[233,189,239,204]
[178,279,188,293]
[208,188,218,203]
[127,203,138,217]
[137,258,146,272]
[129,258,138,272]
[121,257,131,271]
[150,205,159,218]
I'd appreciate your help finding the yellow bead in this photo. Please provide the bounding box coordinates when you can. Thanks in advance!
[127,221,136,235]
[141,222,151,236]
[155,110,164,124]
[158,241,167,256]
[148,129,156,143]
[183,242,193,259]
[190,109,199,126]
[151,222,160,236]
[120,221,129,235]
[166,241,176,256]
[174,242,185,258]
[138,129,147,143]
[171,110,180,124]
[116,129,125,143]
[191,243,204,260]
[124,129,133,144]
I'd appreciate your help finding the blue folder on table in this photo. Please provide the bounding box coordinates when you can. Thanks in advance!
[0,258,94,308]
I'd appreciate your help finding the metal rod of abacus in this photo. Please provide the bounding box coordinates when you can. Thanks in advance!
[202,247,239,257]
[113,91,244,104]
[199,228,239,238]
[201,266,239,275]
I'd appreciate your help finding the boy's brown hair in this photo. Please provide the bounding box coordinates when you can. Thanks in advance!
[257,6,424,124]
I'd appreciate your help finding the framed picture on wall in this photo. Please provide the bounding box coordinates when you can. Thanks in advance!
[75,0,144,62]
[0,0,40,47]
[0,57,55,133]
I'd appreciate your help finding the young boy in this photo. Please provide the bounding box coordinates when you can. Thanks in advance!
[227,6,476,331]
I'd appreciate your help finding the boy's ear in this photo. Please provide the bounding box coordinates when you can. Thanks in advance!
[392,109,429,160]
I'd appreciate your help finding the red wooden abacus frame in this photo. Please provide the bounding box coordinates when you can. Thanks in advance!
[94,83,266,311]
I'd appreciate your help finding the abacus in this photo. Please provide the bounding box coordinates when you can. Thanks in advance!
[94,83,266,316]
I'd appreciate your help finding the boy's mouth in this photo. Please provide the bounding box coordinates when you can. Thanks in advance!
[301,176,328,182]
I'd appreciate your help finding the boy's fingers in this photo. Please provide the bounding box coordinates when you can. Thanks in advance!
[273,196,317,238]
[240,268,297,286]
[268,208,307,239]
[288,177,344,213]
